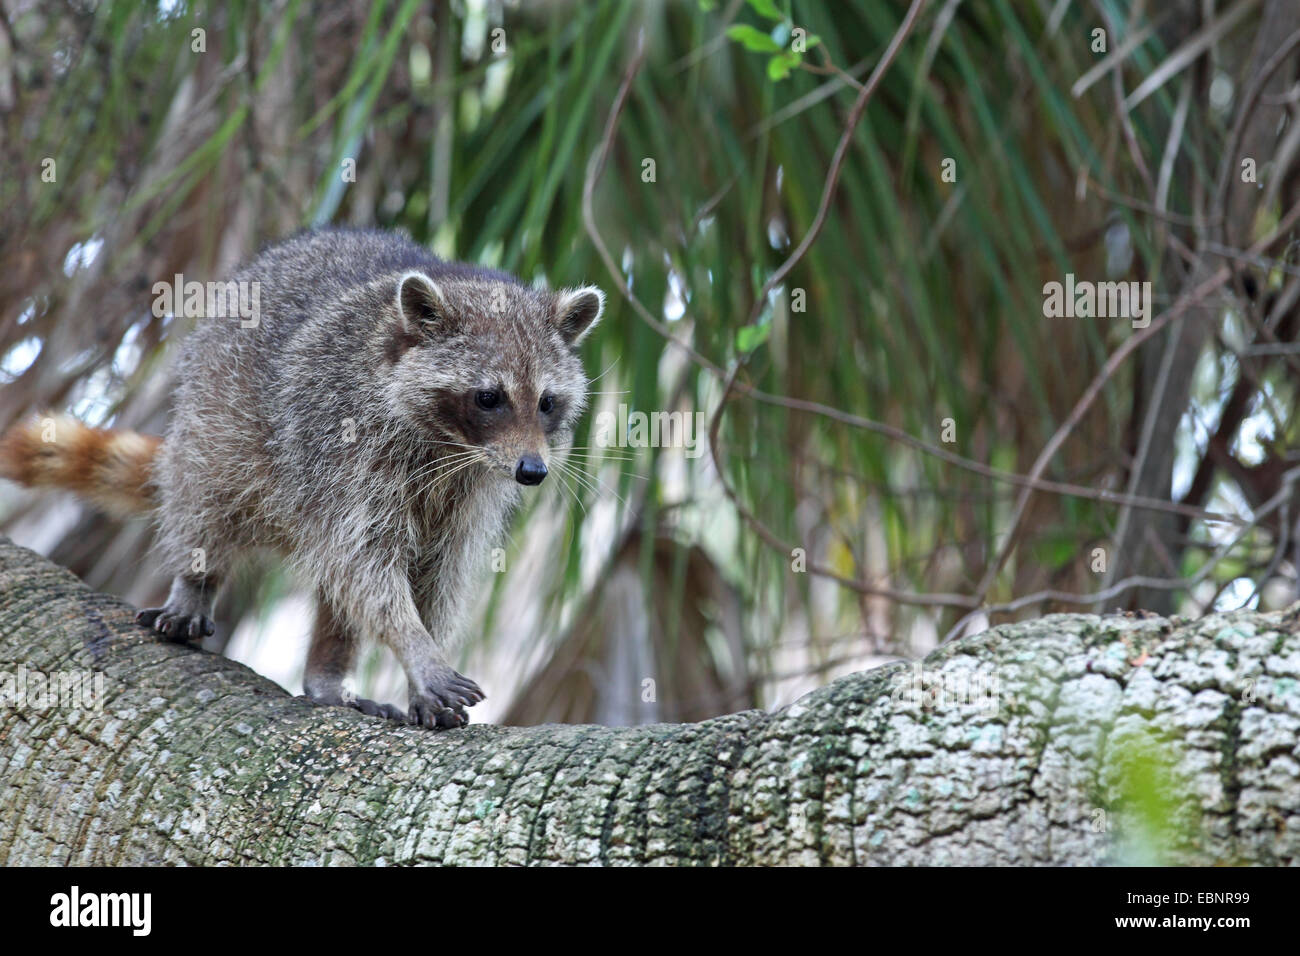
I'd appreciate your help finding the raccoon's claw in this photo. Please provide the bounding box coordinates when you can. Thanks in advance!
[436,708,468,730]
[345,696,408,723]
[409,668,485,730]
[408,698,469,730]
[135,607,215,642]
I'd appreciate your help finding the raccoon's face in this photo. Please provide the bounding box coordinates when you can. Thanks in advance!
[383,271,604,486]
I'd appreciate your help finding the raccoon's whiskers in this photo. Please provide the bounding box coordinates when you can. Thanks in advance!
[406,450,483,486]
[543,458,586,502]
[555,444,634,453]
[551,457,624,507]
[419,452,485,501]
[547,465,586,515]
[556,450,635,463]
[410,437,486,452]
[575,463,629,506]
[553,449,636,464]
[585,356,620,387]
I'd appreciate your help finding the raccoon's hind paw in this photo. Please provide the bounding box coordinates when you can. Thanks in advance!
[409,667,485,730]
[344,696,408,723]
[135,606,215,642]
[305,689,408,724]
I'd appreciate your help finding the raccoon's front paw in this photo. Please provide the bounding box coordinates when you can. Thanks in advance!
[135,606,215,642]
[409,667,485,730]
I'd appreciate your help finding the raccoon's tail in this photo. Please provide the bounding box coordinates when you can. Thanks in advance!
[0,413,162,518]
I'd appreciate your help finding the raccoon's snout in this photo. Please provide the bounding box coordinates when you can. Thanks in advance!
[515,454,547,486]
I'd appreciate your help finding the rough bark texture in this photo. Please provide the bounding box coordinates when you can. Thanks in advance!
[1,535,1299,866]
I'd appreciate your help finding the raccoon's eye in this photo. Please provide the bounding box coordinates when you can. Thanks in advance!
[539,394,555,414]
[476,389,501,410]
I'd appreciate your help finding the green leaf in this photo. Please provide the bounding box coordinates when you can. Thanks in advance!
[737,323,771,354]
[726,24,782,53]
[746,0,784,20]
[698,0,718,10]
[767,50,801,80]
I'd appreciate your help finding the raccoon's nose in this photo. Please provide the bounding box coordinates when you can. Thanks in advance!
[515,455,547,486]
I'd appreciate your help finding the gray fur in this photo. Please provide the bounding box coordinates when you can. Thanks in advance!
[144,228,603,728]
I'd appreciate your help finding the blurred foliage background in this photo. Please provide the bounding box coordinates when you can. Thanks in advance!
[2,0,1298,725]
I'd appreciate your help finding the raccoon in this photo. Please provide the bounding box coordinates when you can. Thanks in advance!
[0,228,605,729]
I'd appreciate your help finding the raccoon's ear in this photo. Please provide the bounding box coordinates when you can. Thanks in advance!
[395,271,450,335]
[553,286,605,346]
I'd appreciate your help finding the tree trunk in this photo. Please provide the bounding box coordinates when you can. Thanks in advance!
[1,535,1298,865]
